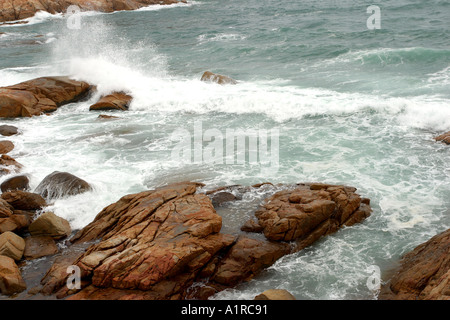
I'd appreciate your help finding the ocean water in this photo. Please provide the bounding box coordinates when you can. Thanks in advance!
[0,0,449,300]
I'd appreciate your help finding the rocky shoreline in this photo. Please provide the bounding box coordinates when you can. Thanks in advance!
[0,76,449,300]
[0,0,187,24]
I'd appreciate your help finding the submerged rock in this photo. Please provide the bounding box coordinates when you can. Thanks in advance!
[0,155,22,176]
[0,255,26,296]
[435,131,450,145]
[89,92,132,111]
[201,71,237,85]
[34,171,91,199]
[0,76,91,118]
[379,228,450,300]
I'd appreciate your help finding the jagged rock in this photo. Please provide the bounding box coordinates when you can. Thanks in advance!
[1,191,46,210]
[254,289,296,300]
[379,228,450,300]
[0,140,14,154]
[0,199,14,218]
[0,0,182,23]
[23,235,59,260]
[0,125,18,136]
[89,92,132,111]
[34,171,91,199]
[250,183,371,245]
[0,231,25,260]
[1,175,30,192]
[201,71,237,85]
[0,255,26,295]
[28,212,71,240]
[0,76,91,118]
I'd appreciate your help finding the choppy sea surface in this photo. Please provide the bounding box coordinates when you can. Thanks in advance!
[0,0,449,300]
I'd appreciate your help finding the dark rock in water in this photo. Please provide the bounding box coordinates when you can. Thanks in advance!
[0,140,14,154]
[23,235,59,260]
[34,171,91,199]
[1,190,47,211]
[0,155,22,176]
[201,71,237,85]
[379,228,450,300]
[211,191,236,207]
[97,114,120,120]
[89,92,132,111]
[0,125,19,136]
[1,175,30,192]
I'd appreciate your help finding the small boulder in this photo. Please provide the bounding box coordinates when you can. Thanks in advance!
[1,175,30,192]
[34,171,91,199]
[97,114,120,120]
[211,192,236,207]
[28,212,71,240]
[0,125,18,136]
[1,191,46,211]
[23,235,59,260]
[254,289,296,300]
[0,199,14,218]
[0,231,25,261]
[0,140,14,154]
[435,131,450,145]
[0,255,26,296]
[0,214,30,234]
[0,155,22,176]
[89,92,132,111]
[201,71,237,85]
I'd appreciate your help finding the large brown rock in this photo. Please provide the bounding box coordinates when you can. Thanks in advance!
[0,76,91,118]
[250,183,371,247]
[89,92,132,111]
[39,181,372,300]
[23,235,59,260]
[0,140,14,154]
[0,0,182,23]
[201,71,237,85]
[28,212,71,240]
[0,255,26,295]
[1,191,46,211]
[0,125,19,136]
[1,175,30,192]
[379,229,450,300]
[34,171,91,199]
[0,199,14,218]
[0,231,25,261]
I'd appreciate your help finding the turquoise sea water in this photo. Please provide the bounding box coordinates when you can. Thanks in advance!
[0,0,449,299]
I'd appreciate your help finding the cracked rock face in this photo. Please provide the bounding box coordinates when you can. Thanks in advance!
[40,181,371,300]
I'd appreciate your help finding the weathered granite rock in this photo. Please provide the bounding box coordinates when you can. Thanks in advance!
[0,140,14,154]
[23,235,59,260]
[435,132,450,145]
[34,171,91,199]
[0,231,25,260]
[0,76,91,118]
[28,212,71,240]
[1,191,46,211]
[201,71,237,85]
[379,229,450,300]
[89,92,132,111]
[0,155,22,176]
[0,255,26,295]
[0,125,19,136]
[1,175,30,192]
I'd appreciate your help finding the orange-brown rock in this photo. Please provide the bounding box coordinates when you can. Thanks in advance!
[0,125,19,136]
[0,155,22,176]
[1,191,47,211]
[89,92,132,111]
[23,235,59,260]
[254,289,296,300]
[0,0,182,23]
[435,131,450,145]
[379,229,450,300]
[0,76,91,118]
[1,175,30,192]
[0,255,26,295]
[0,140,14,154]
[201,71,237,85]
[249,183,371,247]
